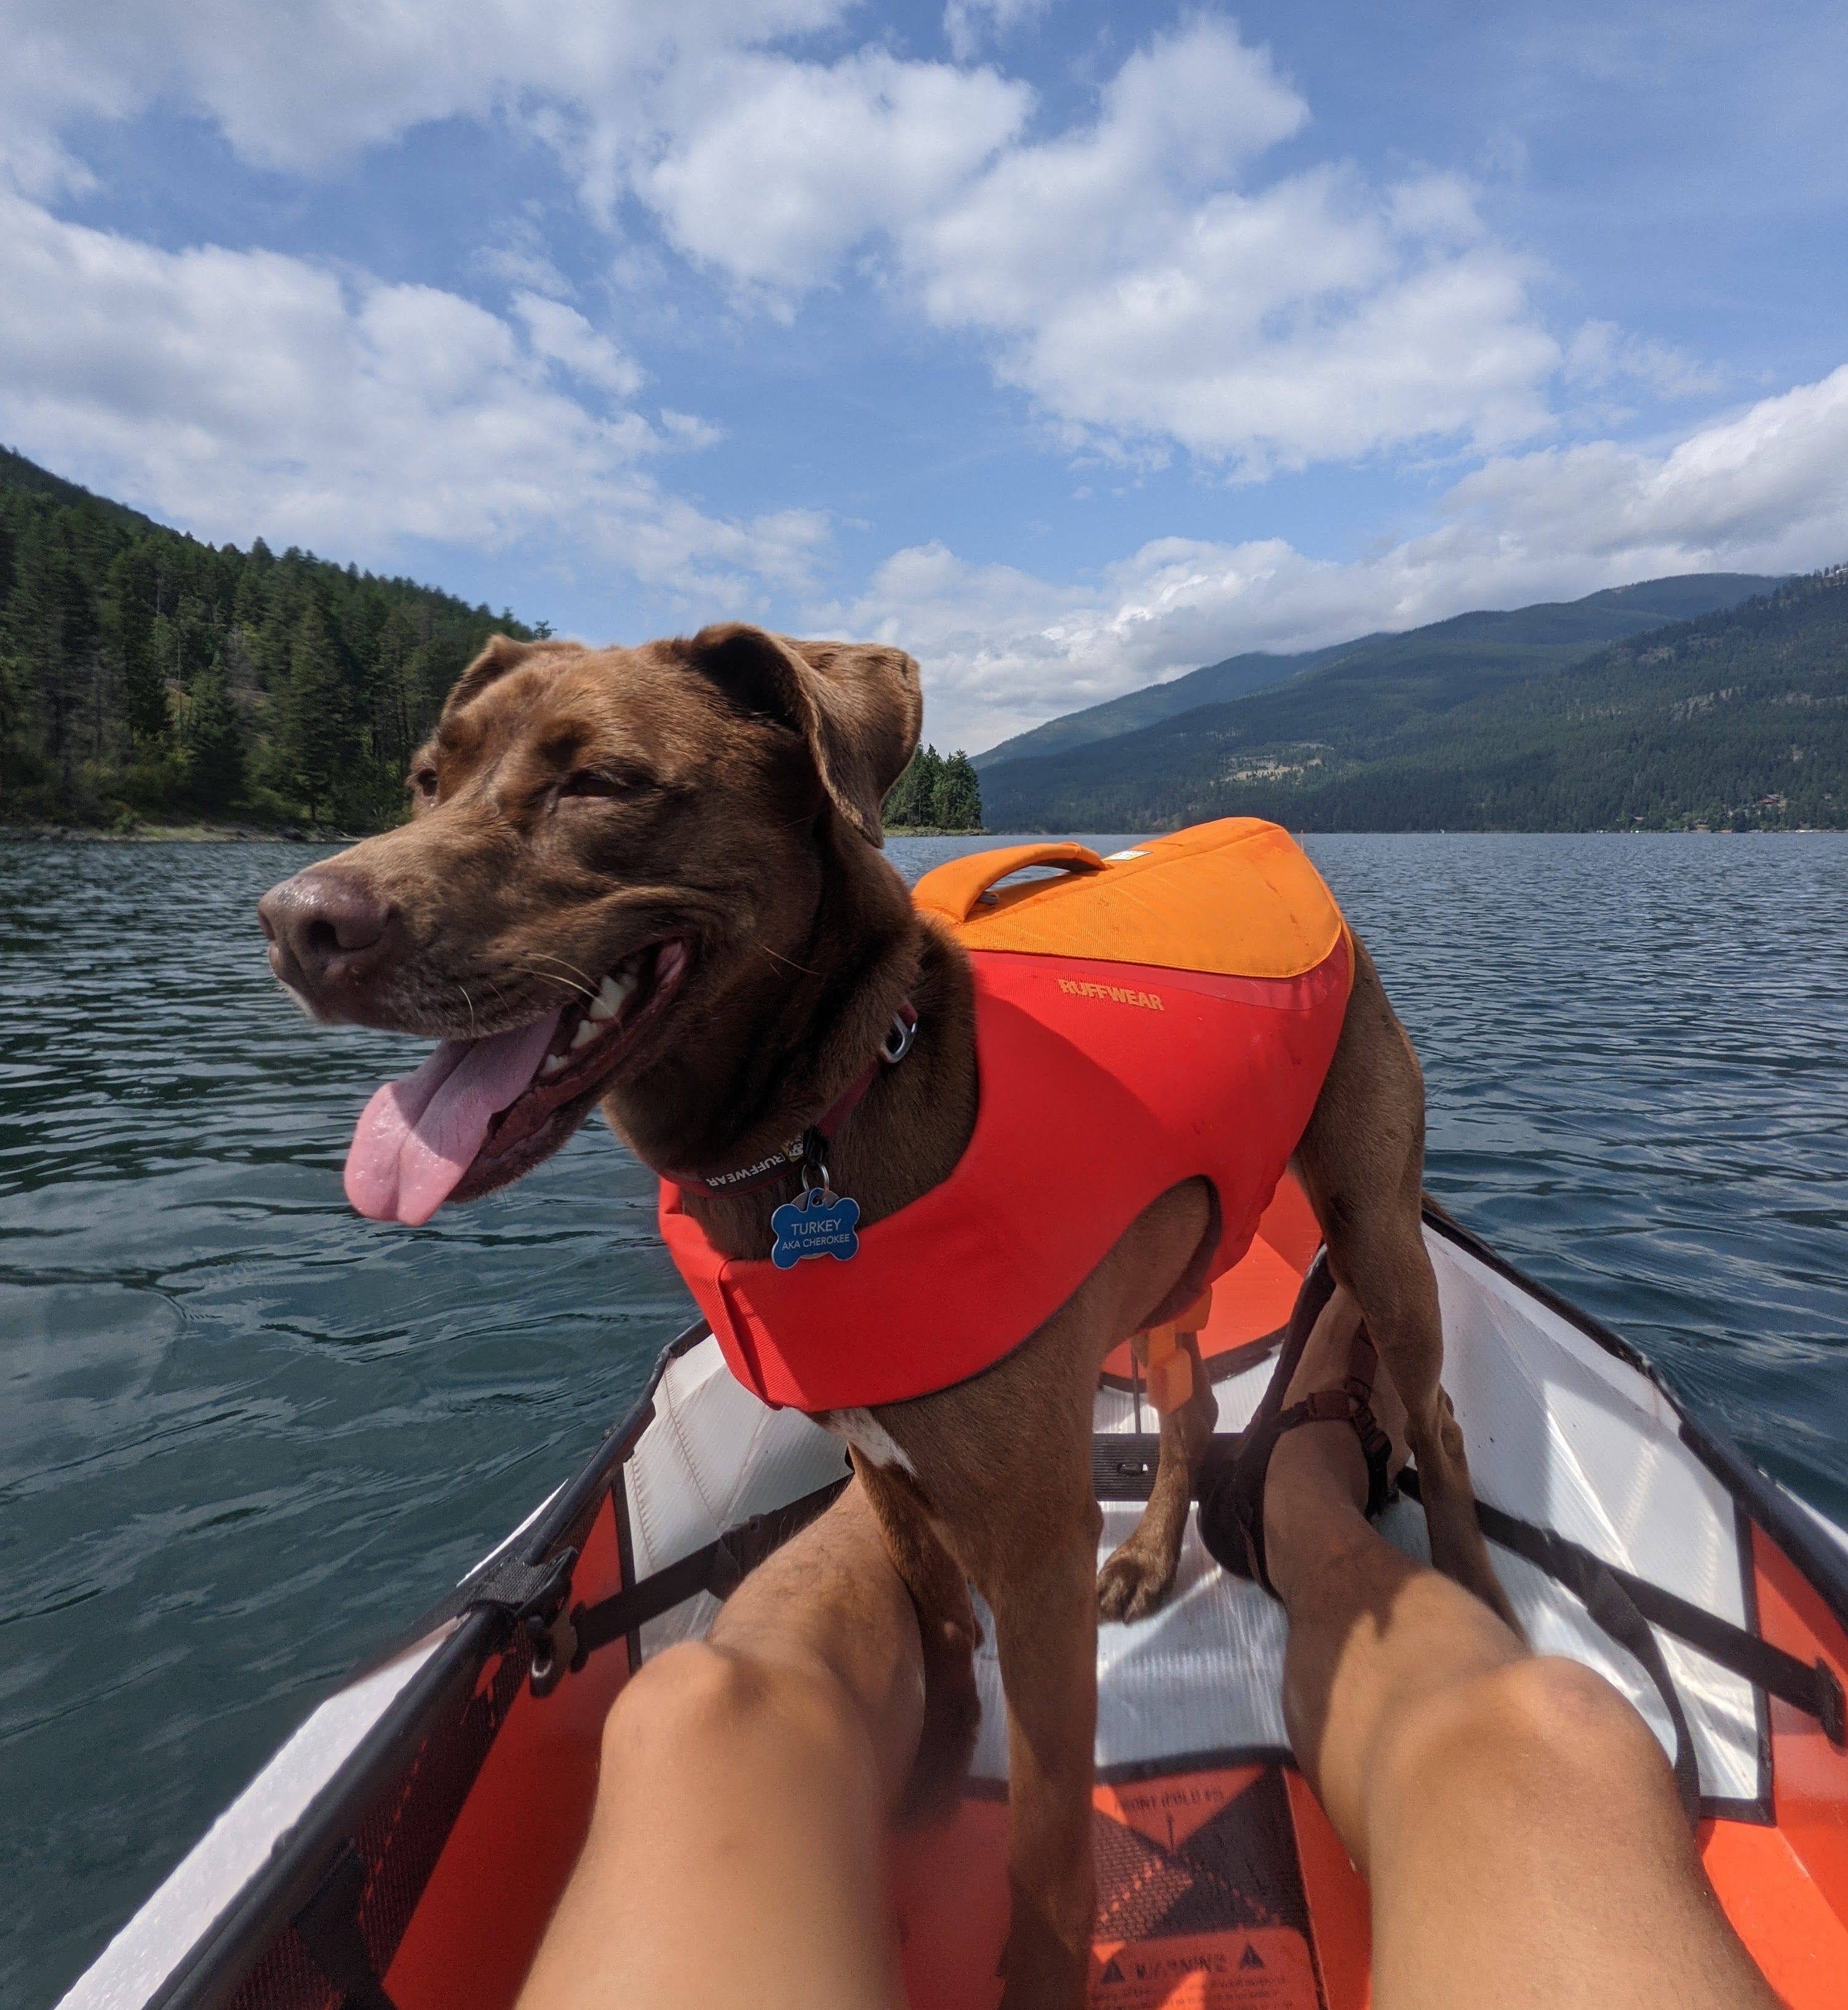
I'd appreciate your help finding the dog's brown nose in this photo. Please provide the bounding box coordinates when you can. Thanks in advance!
[258,869,398,1017]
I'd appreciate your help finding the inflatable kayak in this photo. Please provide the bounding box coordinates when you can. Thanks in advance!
[60,1185,1848,2010]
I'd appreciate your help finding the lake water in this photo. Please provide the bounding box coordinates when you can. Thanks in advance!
[4,831,1846,2004]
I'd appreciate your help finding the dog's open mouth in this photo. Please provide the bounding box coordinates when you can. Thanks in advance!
[345,939,690,1225]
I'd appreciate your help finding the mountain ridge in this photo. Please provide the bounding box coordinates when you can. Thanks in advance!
[975,573,1785,771]
[981,566,1848,833]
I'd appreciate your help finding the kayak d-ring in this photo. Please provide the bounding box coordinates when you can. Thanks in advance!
[527,1603,579,1699]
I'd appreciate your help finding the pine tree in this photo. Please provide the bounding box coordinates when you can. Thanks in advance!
[106,544,167,743]
[934,750,982,830]
[368,603,423,774]
[0,651,31,805]
[183,662,245,810]
[277,600,357,823]
[10,525,99,808]
[882,747,918,827]
[0,455,535,827]
[883,744,947,828]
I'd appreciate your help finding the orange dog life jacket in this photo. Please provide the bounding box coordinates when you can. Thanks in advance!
[658,818,1352,1412]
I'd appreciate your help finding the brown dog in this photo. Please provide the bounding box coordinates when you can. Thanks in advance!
[258,627,1514,2008]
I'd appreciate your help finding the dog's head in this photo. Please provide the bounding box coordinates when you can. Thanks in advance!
[258,624,922,1223]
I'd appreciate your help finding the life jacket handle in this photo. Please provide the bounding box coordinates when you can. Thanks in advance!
[912,841,1107,923]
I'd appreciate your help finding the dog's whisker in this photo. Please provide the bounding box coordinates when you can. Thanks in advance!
[758,942,823,978]
[510,961,596,1003]
[522,950,602,988]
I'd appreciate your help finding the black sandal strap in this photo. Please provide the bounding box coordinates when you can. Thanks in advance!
[1198,1273,1398,1597]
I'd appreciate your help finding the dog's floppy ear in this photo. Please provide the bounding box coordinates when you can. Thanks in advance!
[440,635,587,723]
[443,635,540,717]
[443,634,584,718]
[682,623,922,847]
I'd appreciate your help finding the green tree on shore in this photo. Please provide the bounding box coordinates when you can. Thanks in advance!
[182,664,245,810]
[934,750,981,829]
[274,602,356,824]
[882,744,982,830]
[106,545,167,744]
[885,745,940,827]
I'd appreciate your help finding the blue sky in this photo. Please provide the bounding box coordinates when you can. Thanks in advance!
[3,0,1846,750]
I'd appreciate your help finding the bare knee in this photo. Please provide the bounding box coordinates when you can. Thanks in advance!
[1384,1654,1672,1813]
[1477,1656,1667,1776]
[602,1643,751,1775]
[601,1640,861,1789]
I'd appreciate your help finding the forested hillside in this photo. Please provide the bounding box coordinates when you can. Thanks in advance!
[974,573,1780,773]
[0,449,535,830]
[983,567,1848,832]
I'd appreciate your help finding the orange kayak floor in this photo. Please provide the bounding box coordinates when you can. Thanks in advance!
[890,1760,1848,2009]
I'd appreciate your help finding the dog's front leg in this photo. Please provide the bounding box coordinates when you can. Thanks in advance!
[1097,1329,1214,1623]
[984,1503,1103,2010]
[1292,932,1522,1635]
[846,1451,984,1822]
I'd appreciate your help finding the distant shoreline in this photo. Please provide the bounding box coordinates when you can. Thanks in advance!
[1,820,358,844]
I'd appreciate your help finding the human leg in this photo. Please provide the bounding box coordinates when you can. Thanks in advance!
[1255,1287,1780,2010]
[515,1477,925,2010]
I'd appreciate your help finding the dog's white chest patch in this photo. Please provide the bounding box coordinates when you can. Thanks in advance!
[822,1407,916,1477]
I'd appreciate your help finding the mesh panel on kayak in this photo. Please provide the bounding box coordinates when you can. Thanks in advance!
[223,1643,526,2010]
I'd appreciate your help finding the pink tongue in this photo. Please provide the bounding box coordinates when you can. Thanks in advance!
[344,1011,562,1225]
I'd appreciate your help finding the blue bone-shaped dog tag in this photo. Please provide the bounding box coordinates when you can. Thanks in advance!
[770,1186,861,1269]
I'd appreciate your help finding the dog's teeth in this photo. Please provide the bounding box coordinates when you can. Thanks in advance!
[591,969,639,1022]
[590,971,633,1021]
[541,1052,567,1075]
[570,1017,600,1050]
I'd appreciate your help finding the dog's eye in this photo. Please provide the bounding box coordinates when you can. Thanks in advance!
[559,768,650,801]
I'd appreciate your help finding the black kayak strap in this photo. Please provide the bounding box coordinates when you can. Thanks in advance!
[1098,1431,1844,1814]
[1398,1466,1848,1820]
[351,1546,582,1682]
[294,1843,399,2010]
[1399,1469,1700,1821]
[554,1477,851,1678]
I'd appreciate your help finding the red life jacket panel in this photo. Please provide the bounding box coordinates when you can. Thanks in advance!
[658,818,1352,1412]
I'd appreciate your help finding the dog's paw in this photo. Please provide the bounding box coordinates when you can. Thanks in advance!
[1096,1542,1174,1624]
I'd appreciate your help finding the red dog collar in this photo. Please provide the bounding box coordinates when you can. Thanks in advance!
[663,1003,918,1197]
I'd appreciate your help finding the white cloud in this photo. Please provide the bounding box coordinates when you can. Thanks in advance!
[0,0,846,188]
[1564,320,1727,403]
[635,18,1565,472]
[640,50,1029,292]
[1,4,1583,477]
[512,292,645,399]
[905,24,1557,471]
[8,0,1830,729]
[0,191,824,597]
[473,221,578,303]
[833,364,1848,751]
